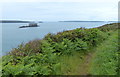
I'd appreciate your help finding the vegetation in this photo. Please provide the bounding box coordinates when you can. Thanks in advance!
[90,30,119,75]
[1,23,119,76]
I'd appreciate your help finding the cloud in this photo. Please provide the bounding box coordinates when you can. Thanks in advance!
[0,0,119,2]
[1,2,118,21]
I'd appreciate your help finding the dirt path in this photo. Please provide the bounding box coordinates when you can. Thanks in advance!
[77,52,96,75]
[76,31,117,75]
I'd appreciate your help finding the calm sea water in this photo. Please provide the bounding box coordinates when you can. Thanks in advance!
[2,22,113,55]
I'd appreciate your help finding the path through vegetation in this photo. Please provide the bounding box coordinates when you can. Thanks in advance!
[65,30,118,75]
[78,52,95,75]
[76,31,118,75]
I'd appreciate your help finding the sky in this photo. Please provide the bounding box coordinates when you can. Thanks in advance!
[0,0,119,21]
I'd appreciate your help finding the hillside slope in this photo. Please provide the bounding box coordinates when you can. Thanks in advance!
[1,23,119,76]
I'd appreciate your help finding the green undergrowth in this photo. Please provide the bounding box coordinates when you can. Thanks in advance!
[61,52,85,75]
[1,23,119,75]
[90,30,119,75]
[0,58,2,76]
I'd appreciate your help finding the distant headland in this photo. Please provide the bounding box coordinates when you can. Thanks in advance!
[0,20,43,23]
[59,21,117,22]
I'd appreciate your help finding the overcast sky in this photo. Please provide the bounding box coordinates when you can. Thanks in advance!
[0,0,119,21]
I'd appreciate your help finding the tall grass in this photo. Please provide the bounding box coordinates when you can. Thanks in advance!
[90,31,119,75]
[61,52,85,75]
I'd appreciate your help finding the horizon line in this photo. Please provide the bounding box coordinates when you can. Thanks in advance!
[0,20,118,22]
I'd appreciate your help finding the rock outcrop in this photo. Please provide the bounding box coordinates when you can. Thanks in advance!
[19,23,38,28]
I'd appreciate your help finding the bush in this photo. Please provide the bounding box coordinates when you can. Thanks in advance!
[9,39,43,57]
[73,38,88,52]
[82,28,107,46]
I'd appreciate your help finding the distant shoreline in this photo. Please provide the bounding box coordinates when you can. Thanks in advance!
[0,20,43,23]
[0,20,117,23]
[59,21,117,22]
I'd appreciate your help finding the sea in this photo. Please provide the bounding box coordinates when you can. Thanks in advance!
[1,21,115,55]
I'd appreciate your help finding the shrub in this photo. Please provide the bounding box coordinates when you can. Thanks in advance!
[73,38,88,52]
[9,39,42,57]
[53,39,74,55]
[82,28,107,46]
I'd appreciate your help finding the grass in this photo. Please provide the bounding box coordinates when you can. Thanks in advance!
[89,30,119,75]
[61,52,85,75]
